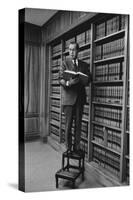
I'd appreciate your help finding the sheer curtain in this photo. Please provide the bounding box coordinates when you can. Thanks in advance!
[24,43,41,138]
[24,43,40,114]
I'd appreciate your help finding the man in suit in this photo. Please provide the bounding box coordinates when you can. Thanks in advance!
[59,42,90,153]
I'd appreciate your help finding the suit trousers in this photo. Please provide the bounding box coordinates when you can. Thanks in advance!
[63,97,83,150]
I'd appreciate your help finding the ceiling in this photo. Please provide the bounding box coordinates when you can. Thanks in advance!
[25,8,58,26]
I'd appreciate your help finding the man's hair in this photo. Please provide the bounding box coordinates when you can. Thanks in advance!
[69,42,79,51]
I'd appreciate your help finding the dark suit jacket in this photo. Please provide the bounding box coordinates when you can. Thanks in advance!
[59,57,90,106]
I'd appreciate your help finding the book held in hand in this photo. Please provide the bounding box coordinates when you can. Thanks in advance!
[63,70,88,83]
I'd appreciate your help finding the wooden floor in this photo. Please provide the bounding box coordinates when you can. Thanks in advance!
[25,139,122,192]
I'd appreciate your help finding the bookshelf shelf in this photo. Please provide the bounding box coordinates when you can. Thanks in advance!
[94,29,125,43]
[63,50,69,55]
[51,82,59,85]
[92,140,121,155]
[50,95,61,99]
[94,55,124,64]
[79,55,90,60]
[51,107,60,113]
[82,117,89,122]
[50,120,60,127]
[81,136,88,142]
[79,42,91,50]
[92,121,122,132]
[51,68,60,72]
[93,80,123,85]
[51,64,60,67]
[52,52,61,59]
[92,101,123,107]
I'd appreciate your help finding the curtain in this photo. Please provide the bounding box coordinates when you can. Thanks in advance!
[24,43,40,114]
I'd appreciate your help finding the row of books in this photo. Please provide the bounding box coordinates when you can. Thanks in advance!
[51,65,60,72]
[107,128,121,152]
[95,15,126,39]
[51,124,59,136]
[121,15,127,30]
[78,48,91,59]
[94,106,122,128]
[64,29,91,51]
[93,124,121,152]
[51,111,60,121]
[51,58,61,66]
[51,106,60,113]
[106,16,120,36]
[93,145,120,177]
[86,29,91,44]
[81,130,88,139]
[94,62,123,81]
[93,124,104,143]
[80,140,88,154]
[51,99,60,107]
[51,80,59,85]
[52,43,62,55]
[95,22,106,40]
[51,86,60,94]
[76,32,86,46]
[51,72,59,80]
[95,38,124,60]
[83,105,89,115]
[93,86,123,105]
[77,29,91,46]
[50,119,60,127]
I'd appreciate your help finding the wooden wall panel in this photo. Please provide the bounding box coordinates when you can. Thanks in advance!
[42,11,97,43]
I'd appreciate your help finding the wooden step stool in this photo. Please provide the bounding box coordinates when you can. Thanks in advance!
[55,150,85,188]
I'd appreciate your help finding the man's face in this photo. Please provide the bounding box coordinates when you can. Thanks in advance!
[69,44,78,59]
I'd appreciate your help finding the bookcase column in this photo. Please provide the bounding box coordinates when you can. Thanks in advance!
[40,44,48,142]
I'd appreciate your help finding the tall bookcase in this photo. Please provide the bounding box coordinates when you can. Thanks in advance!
[90,14,129,182]
[48,13,129,183]
[49,42,62,142]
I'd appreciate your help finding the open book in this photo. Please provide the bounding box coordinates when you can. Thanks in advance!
[63,70,88,82]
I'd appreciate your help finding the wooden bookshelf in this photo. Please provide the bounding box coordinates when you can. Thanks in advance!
[47,13,129,183]
[91,14,129,182]
[49,42,62,141]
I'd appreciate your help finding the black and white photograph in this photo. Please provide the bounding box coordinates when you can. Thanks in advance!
[19,8,130,192]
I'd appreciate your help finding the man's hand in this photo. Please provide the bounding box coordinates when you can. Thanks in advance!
[66,77,80,87]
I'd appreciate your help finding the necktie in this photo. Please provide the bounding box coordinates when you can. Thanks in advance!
[73,59,77,72]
